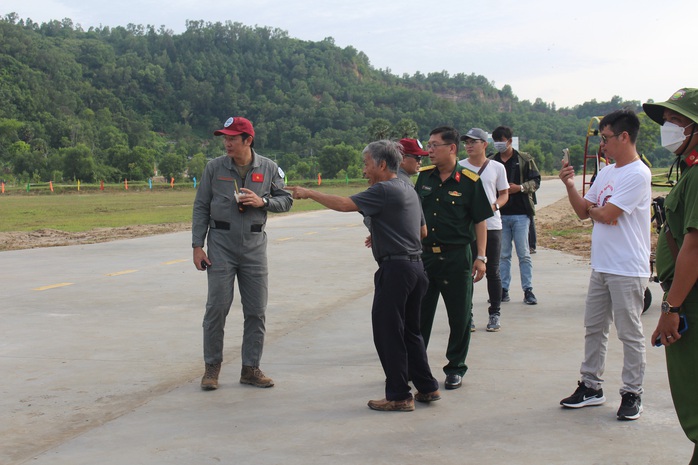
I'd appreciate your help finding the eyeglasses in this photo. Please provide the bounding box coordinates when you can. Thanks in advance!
[599,133,622,144]
[404,154,422,160]
[425,142,452,150]
[463,140,482,147]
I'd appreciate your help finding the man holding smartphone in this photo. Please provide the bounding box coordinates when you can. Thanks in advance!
[558,110,651,421]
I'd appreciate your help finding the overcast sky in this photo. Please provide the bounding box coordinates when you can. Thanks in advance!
[2,0,694,108]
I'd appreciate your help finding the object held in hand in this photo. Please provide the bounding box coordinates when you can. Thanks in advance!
[234,191,247,213]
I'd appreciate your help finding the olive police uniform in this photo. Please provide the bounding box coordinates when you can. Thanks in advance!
[192,150,292,367]
[415,164,493,377]
[656,159,698,459]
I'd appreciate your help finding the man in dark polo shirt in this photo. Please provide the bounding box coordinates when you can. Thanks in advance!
[290,140,440,412]
[416,126,493,390]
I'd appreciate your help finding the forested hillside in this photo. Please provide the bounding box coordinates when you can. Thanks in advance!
[0,13,669,185]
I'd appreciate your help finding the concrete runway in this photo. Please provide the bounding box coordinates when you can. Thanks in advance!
[0,179,692,464]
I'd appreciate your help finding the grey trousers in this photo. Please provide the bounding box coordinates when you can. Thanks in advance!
[202,230,268,367]
[580,270,647,395]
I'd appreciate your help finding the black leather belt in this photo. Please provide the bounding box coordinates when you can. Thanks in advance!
[423,244,465,254]
[378,254,422,264]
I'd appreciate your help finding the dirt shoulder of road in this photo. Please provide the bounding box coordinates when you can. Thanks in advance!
[0,193,660,259]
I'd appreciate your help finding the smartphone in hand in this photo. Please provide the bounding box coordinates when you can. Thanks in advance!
[562,148,570,166]
[654,313,688,347]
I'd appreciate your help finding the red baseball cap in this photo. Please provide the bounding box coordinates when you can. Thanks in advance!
[213,116,255,137]
[398,138,429,157]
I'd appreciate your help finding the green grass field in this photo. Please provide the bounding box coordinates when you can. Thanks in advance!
[0,185,368,232]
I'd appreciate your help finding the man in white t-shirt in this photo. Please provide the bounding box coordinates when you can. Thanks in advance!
[558,110,651,421]
[459,128,510,331]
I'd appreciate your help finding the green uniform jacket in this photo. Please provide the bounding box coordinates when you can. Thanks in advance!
[415,163,493,248]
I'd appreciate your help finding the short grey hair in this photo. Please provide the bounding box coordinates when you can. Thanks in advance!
[363,140,402,173]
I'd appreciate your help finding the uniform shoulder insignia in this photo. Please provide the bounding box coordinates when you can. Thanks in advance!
[461,168,479,182]
[419,165,437,172]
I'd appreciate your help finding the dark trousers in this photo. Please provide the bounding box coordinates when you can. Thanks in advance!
[372,260,438,401]
[470,229,503,315]
[420,246,473,377]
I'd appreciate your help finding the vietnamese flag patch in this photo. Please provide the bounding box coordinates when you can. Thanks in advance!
[252,173,264,182]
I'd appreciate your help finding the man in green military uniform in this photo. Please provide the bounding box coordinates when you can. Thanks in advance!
[645,88,698,462]
[416,126,493,390]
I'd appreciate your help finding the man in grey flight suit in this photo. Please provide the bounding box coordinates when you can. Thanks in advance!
[192,116,292,390]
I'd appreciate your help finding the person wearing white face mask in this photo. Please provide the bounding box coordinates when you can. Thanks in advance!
[644,88,698,462]
[490,126,541,305]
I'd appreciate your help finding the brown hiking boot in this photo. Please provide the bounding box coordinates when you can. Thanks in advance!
[415,390,442,403]
[240,366,274,388]
[201,362,221,391]
[367,396,415,412]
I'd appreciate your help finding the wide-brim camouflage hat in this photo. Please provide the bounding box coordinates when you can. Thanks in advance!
[643,88,698,125]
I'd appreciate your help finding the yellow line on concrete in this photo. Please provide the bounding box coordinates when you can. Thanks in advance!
[105,269,139,277]
[162,259,188,265]
[33,283,74,291]
[276,237,294,242]
[303,231,318,235]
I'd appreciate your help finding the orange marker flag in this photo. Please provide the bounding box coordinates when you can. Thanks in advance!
[170,177,175,187]
[317,173,322,186]
[125,179,129,190]
[100,180,104,191]
[1,182,4,194]
[49,181,54,192]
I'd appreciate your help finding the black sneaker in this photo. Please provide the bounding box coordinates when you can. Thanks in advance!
[523,288,537,305]
[560,381,606,408]
[617,392,643,421]
[501,289,510,302]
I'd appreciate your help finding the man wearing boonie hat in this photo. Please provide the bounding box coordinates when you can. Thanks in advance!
[192,116,292,391]
[645,88,698,461]
[397,138,429,186]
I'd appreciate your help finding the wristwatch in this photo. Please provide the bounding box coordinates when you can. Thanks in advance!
[262,197,269,209]
[494,203,500,211]
[661,301,681,314]
[476,255,488,264]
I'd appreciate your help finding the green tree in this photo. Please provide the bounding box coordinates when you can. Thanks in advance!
[392,118,419,139]
[158,152,186,181]
[318,143,361,179]
[187,152,207,182]
[367,118,392,141]
[61,144,96,181]
[107,145,153,180]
